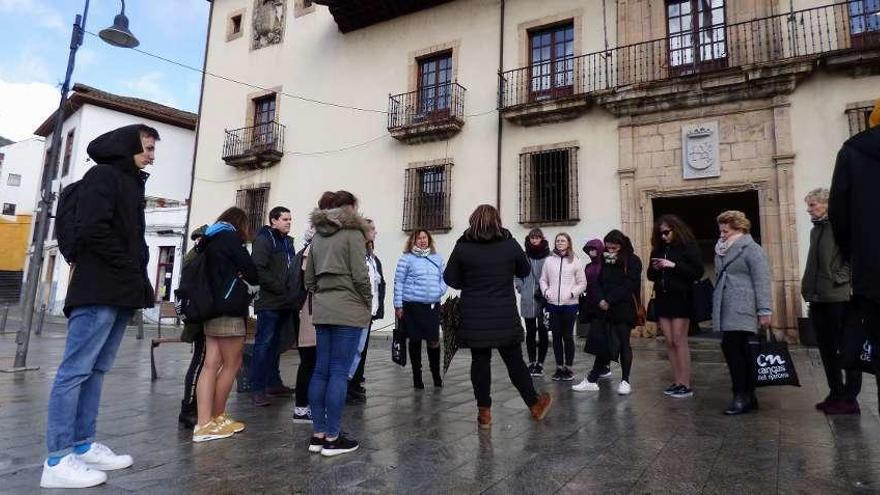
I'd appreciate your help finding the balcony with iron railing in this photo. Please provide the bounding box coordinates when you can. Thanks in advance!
[387,82,466,144]
[222,121,285,169]
[500,2,880,120]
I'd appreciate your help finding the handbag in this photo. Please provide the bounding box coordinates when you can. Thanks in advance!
[646,290,657,323]
[690,279,714,323]
[840,303,876,375]
[623,257,646,327]
[391,317,407,367]
[750,328,801,387]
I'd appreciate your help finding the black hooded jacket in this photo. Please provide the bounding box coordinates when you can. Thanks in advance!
[64,125,154,315]
[444,229,530,349]
[830,125,880,304]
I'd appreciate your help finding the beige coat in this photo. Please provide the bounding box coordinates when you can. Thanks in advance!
[298,246,316,347]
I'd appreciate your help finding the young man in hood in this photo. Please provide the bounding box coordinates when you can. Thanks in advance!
[42,124,159,489]
[830,100,880,410]
[250,206,297,407]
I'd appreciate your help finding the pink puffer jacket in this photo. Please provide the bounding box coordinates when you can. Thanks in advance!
[539,253,587,306]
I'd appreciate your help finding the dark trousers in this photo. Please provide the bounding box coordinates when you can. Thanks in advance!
[524,317,549,364]
[295,346,316,408]
[591,322,634,381]
[721,331,755,396]
[811,302,862,401]
[181,332,206,413]
[251,309,290,393]
[857,297,880,406]
[350,330,370,386]
[550,311,577,367]
[470,344,538,408]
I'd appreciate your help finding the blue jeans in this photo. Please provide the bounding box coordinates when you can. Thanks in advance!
[309,325,362,437]
[251,310,289,393]
[46,305,133,457]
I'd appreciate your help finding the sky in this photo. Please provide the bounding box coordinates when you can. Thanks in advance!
[0,0,210,141]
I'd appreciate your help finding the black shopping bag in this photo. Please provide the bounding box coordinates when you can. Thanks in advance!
[392,319,407,367]
[583,317,619,362]
[840,305,876,375]
[750,331,800,387]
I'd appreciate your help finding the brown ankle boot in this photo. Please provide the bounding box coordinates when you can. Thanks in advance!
[530,392,553,421]
[477,407,492,429]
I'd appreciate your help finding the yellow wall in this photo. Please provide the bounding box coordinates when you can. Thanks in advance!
[0,215,32,271]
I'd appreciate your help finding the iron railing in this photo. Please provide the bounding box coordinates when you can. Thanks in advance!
[402,164,452,232]
[519,147,579,225]
[222,121,285,161]
[388,82,466,130]
[500,2,880,110]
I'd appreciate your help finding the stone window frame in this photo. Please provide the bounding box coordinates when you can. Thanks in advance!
[845,100,877,137]
[407,41,461,93]
[244,87,282,128]
[402,159,453,233]
[518,141,580,227]
[294,0,315,18]
[226,8,246,42]
[516,10,584,69]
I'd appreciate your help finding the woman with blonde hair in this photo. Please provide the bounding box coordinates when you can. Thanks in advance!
[712,210,772,416]
[393,229,447,389]
[540,232,587,381]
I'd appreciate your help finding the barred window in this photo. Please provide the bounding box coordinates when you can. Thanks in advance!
[235,184,270,241]
[519,147,579,225]
[846,104,875,136]
[403,163,452,232]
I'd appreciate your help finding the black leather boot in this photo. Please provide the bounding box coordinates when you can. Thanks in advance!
[409,340,424,389]
[427,345,442,388]
[724,395,750,416]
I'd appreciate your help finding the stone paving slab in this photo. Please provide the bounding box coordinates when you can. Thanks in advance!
[2,322,880,494]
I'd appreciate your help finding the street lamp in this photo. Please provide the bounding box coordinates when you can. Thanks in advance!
[4,0,139,373]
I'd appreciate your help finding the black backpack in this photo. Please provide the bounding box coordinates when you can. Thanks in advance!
[56,180,83,263]
[286,247,308,311]
[174,242,219,324]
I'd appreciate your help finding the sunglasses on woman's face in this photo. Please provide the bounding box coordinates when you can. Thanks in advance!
[660,230,673,237]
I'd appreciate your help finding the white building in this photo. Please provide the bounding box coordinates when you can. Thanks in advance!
[189,0,880,339]
[0,137,45,302]
[32,84,197,318]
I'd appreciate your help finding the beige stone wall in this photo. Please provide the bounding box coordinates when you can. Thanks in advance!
[619,99,802,339]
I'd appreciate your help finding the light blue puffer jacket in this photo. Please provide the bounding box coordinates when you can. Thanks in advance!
[393,252,447,308]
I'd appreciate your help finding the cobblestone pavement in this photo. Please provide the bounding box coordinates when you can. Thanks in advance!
[2,321,880,494]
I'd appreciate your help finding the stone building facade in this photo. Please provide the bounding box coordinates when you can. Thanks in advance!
[192,0,880,339]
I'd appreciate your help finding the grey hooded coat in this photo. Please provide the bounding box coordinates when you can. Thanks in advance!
[712,234,773,333]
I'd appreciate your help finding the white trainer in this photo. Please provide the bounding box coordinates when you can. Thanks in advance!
[75,442,133,471]
[40,455,108,489]
[572,378,599,392]
[617,380,632,396]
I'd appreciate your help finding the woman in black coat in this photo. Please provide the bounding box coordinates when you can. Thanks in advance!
[576,230,642,396]
[444,205,552,429]
[647,215,703,399]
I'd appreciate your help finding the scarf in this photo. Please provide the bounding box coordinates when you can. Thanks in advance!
[715,233,744,257]
[411,246,432,257]
[603,251,619,265]
[302,225,316,247]
[811,215,828,225]
[525,238,550,260]
[553,248,571,259]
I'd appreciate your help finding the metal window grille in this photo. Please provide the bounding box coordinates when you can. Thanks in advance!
[846,105,875,136]
[519,147,579,225]
[402,164,452,232]
[235,185,269,240]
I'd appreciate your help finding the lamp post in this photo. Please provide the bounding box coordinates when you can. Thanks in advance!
[3,0,139,373]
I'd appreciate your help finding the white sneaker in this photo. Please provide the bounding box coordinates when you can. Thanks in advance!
[617,380,632,395]
[75,442,133,471]
[40,455,108,489]
[572,378,600,392]
[599,368,613,380]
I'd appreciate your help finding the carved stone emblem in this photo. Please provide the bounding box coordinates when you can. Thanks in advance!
[253,0,286,50]
[681,121,720,180]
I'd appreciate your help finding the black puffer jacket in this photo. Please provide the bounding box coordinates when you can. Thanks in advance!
[646,242,703,293]
[64,125,153,316]
[830,125,880,304]
[443,229,530,349]
[201,227,258,317]
[596,252,643,326]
